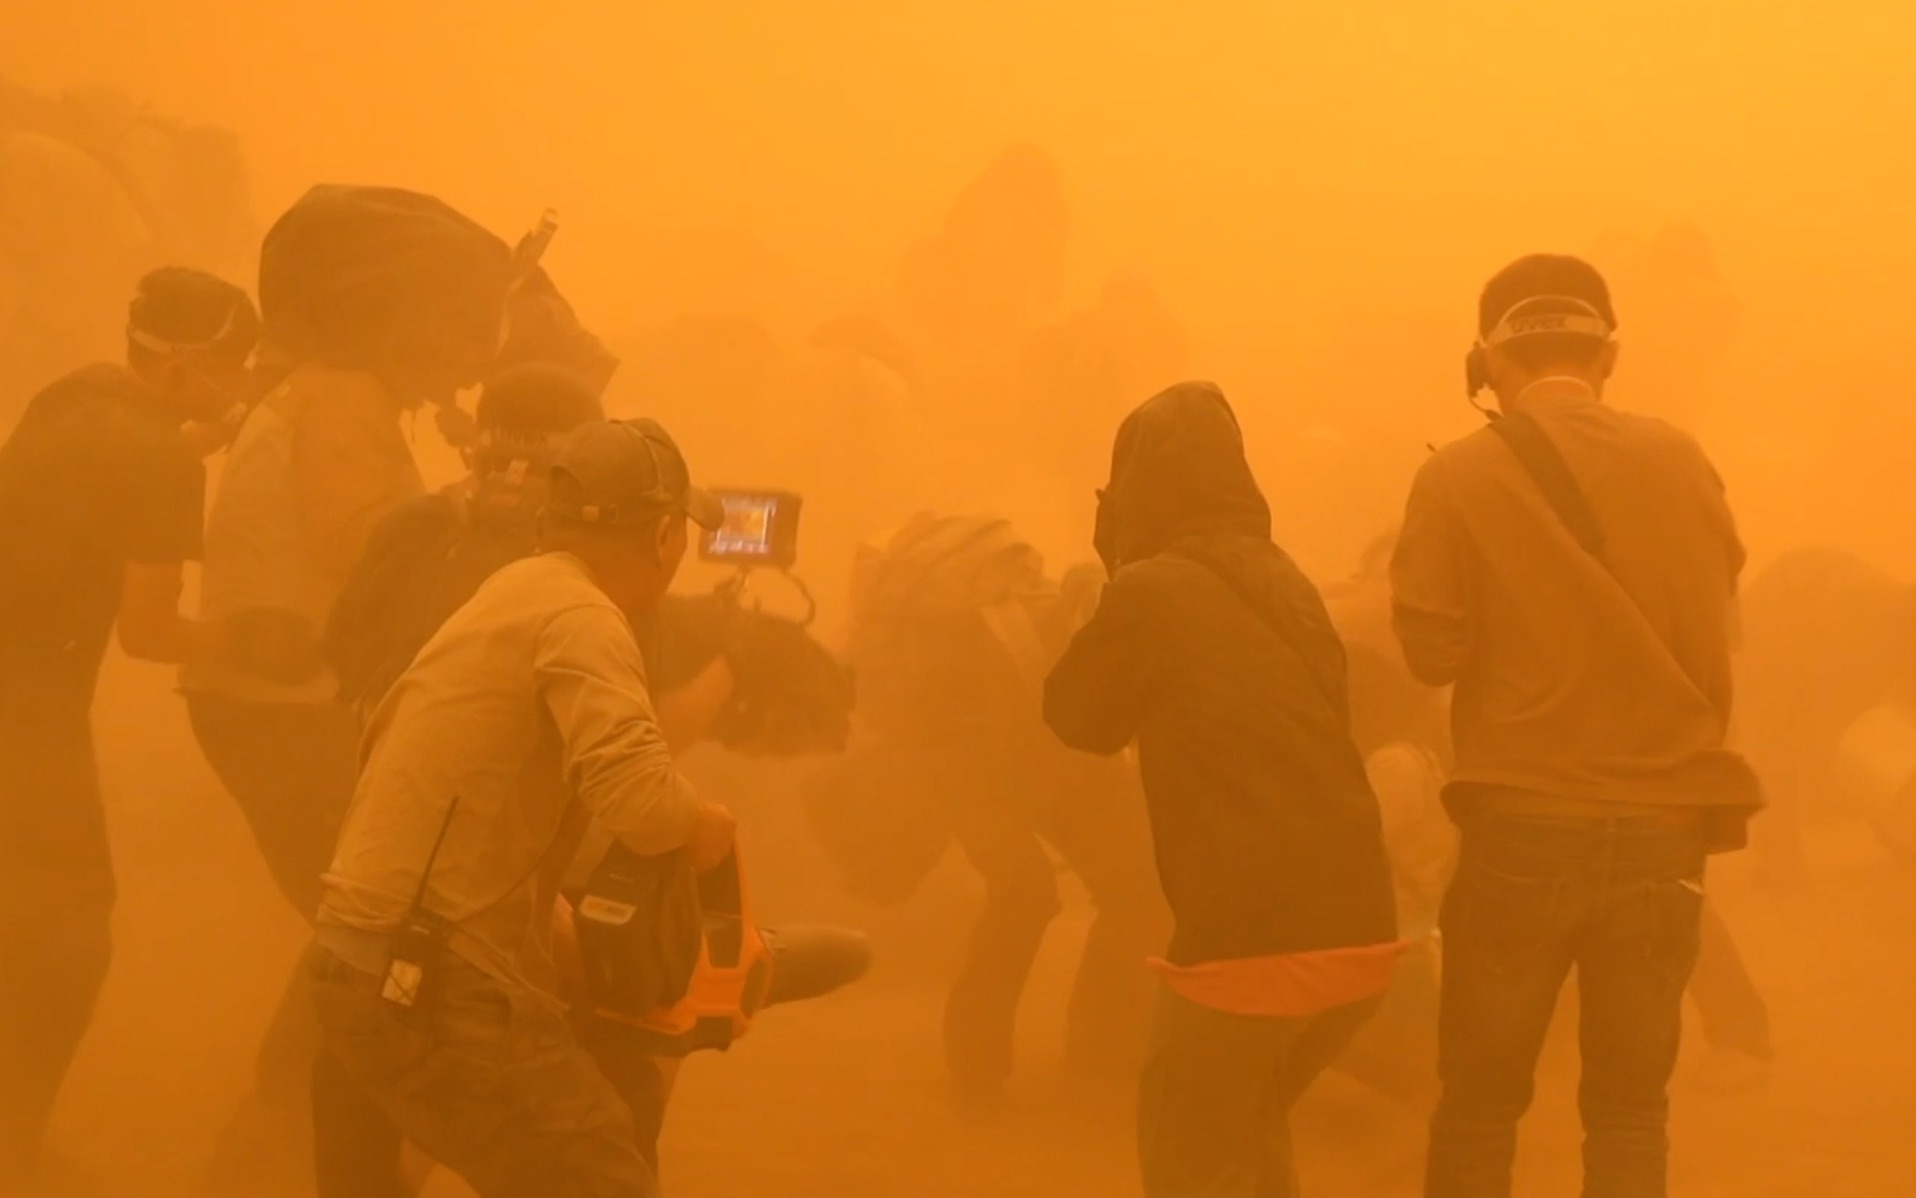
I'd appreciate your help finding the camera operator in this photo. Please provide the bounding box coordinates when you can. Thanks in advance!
[0,268,256,1184]
[328,362,854,758]
[318,368,864,1195]
[311,417,736,1197]
[1392,254,1762,1197]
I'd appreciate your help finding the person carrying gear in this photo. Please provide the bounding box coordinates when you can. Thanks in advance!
[1394,254,1762,1198]
[183,184,554,1195]
[315,366,865,1196]
[325,362,609,719]
[1044,381,1401,1198]
[311,418,735,1198]
[805,512,1169,1101]
[184,185,516,921]
[0,268,256,1185]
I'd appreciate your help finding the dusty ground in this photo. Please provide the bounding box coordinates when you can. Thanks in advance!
[36,655,1916,1196]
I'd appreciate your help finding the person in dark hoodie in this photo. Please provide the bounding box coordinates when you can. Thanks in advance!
[1044,381,1400,1198]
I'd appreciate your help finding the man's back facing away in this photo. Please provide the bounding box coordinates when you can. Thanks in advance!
[1395,252,1760,1198]
[1392,386,1760,828]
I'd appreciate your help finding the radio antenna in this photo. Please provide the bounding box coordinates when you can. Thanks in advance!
[408,796,462,911]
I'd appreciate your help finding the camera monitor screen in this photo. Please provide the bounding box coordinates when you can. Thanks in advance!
[701,490,802,568]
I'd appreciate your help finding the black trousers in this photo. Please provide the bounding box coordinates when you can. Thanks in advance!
[0,675,112,1177]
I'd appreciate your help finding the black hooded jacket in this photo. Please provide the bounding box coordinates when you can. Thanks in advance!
[1044,382,1397,965]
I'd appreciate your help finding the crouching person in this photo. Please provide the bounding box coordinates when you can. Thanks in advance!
[310,418,734,1198]
[1044,381,1401,1198]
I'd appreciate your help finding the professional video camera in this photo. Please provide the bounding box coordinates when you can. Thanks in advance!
[681,488,854,756]
[561,486,849,1052]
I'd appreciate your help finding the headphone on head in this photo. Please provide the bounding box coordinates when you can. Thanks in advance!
[1463,295,1615,413]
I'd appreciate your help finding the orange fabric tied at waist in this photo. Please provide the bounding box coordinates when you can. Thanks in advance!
[1149,941,1409,1018]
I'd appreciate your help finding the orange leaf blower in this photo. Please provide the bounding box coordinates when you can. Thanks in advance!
[555,843,773,1055]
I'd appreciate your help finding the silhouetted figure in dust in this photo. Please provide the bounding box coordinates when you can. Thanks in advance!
[897,143,1068,357]
[1016,272,1190,533]
[1735,546,1916,875]
[806,514,1168,1101]
[0,268,255,1185]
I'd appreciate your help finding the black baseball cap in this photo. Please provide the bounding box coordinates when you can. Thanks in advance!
[128,267,259,357]
[1477,254,1618,339]
[546,418,723,530]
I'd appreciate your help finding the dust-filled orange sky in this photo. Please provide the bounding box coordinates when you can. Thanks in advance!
[7,1,1913,318]
[6,0,1916,568]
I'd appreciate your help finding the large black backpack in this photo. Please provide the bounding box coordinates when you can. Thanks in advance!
[257,184,511,388]
[323,493,530,711]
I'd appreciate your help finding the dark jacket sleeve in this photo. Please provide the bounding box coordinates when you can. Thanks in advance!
[1043,567,1159,756]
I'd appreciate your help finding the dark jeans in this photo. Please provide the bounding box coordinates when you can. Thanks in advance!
[313,923,872,1198]
[1425,812,1707,1198]
[0,678,112,1177]
[1137,989,1380,1198]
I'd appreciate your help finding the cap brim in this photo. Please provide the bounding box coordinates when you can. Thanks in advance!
[683,486,725,532]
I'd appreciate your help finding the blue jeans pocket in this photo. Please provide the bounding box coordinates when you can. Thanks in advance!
[1639,876,1706,989]
[1440,859,1564,978]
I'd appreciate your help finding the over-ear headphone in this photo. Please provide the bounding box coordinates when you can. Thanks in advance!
[1464,343,1493,403]
[1463,295,1615,416]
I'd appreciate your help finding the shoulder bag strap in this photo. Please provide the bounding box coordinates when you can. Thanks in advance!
[1488,410,1607,558]
[1490,409,1716,704]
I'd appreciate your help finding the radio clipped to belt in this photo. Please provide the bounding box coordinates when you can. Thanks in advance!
[381,797,461,1020]
[557,840,772,1056]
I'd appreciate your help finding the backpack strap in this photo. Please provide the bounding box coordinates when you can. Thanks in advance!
[1489,410,1607,557]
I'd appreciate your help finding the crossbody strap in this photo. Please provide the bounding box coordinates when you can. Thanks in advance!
[1489,411,1607,558]
[1489,411,1710,703]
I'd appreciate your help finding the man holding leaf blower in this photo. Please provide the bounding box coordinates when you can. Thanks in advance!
[316,361,864,1196]
[312,417,736,1198]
